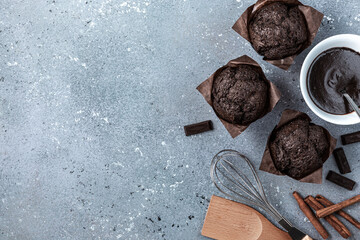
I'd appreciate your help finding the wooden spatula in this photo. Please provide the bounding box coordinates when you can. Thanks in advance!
[202,195,292,240]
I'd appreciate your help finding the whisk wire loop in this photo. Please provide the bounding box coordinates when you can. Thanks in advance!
[214,163,265,208]
[219,160,265,204]
[210,149,293,228]
[212,167,265,208]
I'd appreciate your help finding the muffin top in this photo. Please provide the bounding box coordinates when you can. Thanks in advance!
[211,65,268,125]
[269,117,329,179]
[249,2,308,60]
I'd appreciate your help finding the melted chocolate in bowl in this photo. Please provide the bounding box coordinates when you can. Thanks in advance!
[307,47,360,115]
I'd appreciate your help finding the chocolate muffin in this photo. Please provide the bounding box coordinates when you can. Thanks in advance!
[249,2,308,60]
[211,65,268,125]
[269,117,329,179]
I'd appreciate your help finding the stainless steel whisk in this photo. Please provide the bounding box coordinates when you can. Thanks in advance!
[210,149,313,240]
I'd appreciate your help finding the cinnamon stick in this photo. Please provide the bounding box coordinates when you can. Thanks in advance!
[305,196,351,239]
[293,191,329,239]
[316,195,360,218]
[316,195,360,229]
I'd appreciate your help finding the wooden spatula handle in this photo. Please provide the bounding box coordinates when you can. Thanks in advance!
[316,195,360,218]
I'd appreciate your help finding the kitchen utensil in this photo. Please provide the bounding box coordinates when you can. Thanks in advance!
[210,149,313,240]
[202,195,291,240]
[340,90,360,118]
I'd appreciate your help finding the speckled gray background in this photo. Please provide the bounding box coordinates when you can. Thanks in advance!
[0,0,359,239]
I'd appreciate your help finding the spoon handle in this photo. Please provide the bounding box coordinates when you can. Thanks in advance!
[343,93,360,117]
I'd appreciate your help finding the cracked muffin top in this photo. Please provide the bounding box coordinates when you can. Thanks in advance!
[249,2,308,60]
[269,117,329,179]
[211,65,268,125]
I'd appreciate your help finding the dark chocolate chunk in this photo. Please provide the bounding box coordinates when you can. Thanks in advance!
[333,148,351,174]
[326,171,356,190]
[341,131,360,145]
[184,120,213,136]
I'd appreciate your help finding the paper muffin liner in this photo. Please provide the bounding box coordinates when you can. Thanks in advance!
[197,55,281,138]
[260,109,337,184]
[232,0,323,70]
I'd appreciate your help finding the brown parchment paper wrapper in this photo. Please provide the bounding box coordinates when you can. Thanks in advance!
[197,55,281,138]
[260,109,337,184]
[232,0,323,70]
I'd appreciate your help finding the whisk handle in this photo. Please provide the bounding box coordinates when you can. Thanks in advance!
[278,219,313,240]
[301,236,313,240]
[288,228,313,240]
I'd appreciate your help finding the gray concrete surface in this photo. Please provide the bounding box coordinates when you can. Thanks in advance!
[0,0,359,239]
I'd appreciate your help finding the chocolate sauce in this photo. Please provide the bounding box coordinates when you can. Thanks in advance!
[307,47,360,115]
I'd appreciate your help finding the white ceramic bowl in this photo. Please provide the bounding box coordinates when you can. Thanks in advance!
[300,34,360,125]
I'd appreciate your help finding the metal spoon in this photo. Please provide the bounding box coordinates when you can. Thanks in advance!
[340,90,360,118]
